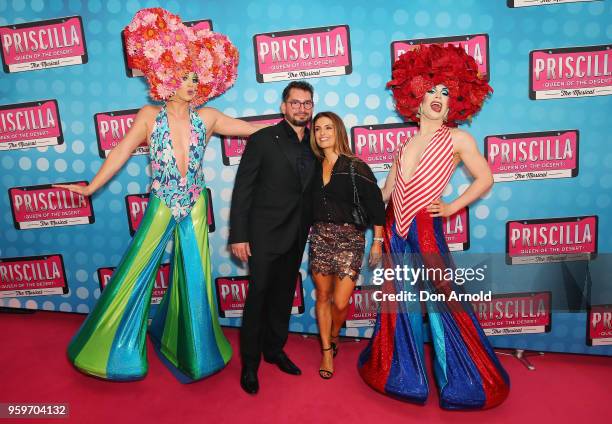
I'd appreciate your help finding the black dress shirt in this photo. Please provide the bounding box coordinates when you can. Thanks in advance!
[279,119,314,189]
[312,154,385,227]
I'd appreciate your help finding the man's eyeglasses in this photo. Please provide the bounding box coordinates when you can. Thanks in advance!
[286,100,314,110]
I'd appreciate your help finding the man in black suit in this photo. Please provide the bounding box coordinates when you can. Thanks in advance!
[229,81,316,394]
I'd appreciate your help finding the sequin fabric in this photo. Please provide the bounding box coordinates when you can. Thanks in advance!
[309,222,365,281]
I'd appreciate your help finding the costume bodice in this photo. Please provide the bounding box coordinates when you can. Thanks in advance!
[149,106,207,221]
[392,125,454,237]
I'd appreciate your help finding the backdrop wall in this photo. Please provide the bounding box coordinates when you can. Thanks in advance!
[1,0,611,356]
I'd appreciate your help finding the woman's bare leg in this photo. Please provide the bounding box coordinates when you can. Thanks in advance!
[312,271,335,375]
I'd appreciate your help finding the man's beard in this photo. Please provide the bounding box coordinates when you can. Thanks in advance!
[286,114,310,127]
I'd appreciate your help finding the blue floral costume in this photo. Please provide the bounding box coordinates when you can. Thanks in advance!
[67,106,232,382]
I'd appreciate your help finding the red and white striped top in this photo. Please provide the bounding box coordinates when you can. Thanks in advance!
[392,125,454,238]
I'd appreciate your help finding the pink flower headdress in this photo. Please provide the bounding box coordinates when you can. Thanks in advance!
[124,8,239,106]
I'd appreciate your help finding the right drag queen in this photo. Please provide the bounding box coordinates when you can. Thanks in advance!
[358,44,510,409]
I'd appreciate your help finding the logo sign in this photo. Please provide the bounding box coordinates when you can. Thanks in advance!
[220,114,283,165]
[506,216,598,265]
[508,0,602,8]
[391,34,490,80]
[443,207,469,251]
[124,189,215,236]
[530,44,611,99]
[98,263,170,305]
[0,254,68,298]
[9,182,95,229]
[345,286,378,327]
[121,19,212,78]
[94,108,147,158]
[215,274,305,318]
[253,25,352,83]
[206,188,216,233]
[587,304,612,346]
[471,292,551,336]
[124,193,150,236]
[350,122,418,173]
[485,130,579,182]
[0,100,63,151]
[0,16,87,73]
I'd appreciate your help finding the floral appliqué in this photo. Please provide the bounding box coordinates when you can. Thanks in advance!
[149,106,206,221]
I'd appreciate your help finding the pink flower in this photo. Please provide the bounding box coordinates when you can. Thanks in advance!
[198,71,213,85]
[167,17,181,31]
[141,12,157,26]
[198,48,213,68]
[151,180,161,191]
[179,177,187,187]
[157,67,173,82]
[189,131,198,146]
[126,38,139,55]
[171,43,188,62]
[188,186,202,202]
[156,84,174,99]
[127,20,140,32]
[213,43,225,57]
[144,40,164,61]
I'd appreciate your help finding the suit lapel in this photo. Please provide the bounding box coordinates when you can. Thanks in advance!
[301,152,316,193]
[274,132,298,178]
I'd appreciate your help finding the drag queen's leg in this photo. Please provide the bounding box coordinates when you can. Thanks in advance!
[416,210,510,409]
[358,206,429,403]
[149,191,232,381]
[67,195,175,380]
[359,206,509,409]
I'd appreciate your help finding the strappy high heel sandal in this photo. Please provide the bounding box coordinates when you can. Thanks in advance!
[330,334,339,358]
[319,346,334,380]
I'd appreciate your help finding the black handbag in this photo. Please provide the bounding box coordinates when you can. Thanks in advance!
[349,160,369,229]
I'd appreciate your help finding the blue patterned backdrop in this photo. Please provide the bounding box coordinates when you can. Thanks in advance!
[0,0,611,356]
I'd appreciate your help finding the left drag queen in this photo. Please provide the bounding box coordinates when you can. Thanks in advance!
[56,8,257,382]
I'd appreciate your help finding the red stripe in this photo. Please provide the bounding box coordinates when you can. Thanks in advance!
[413,209,509,408]
[393,126,454,237]
[358,203,398,392]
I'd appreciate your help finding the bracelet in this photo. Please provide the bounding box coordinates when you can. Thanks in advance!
[372,237,384,243]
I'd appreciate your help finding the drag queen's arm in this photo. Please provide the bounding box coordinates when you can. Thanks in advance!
[228,131,264,261]
[198,107,266,141]
[428,129,493,217]
[54,106,154,197]
[380,159,398,203]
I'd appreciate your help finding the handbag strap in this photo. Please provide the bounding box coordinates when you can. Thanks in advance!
[349,160,361,207]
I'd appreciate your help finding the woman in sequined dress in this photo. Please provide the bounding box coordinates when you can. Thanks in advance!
[308,111,385,379]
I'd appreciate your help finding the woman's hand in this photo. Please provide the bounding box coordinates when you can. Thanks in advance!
[427,198,456,217]
[368,241,383,267]
[52,184,94,197]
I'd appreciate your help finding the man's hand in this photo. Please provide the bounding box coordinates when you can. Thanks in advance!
[231,242,252,262]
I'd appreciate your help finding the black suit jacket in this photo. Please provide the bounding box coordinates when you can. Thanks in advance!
[229,120,316,255]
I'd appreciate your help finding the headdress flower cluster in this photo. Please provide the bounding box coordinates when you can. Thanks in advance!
[388,44,492,126]
[124,8,239,106]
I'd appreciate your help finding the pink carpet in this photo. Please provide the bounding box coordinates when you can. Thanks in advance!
[0,311,609,423]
